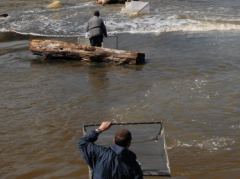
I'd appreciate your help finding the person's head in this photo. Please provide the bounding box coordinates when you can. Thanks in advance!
[94,10,100,17]
[114,129,132,148]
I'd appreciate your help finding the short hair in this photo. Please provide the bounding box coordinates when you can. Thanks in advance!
[114,129,132,147]
[94,10,100,17]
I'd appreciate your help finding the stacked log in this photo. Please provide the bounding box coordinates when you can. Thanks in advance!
[29,39,145,65]
[96,0,130,5]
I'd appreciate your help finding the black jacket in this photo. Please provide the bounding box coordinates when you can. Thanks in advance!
[79,130,143,179]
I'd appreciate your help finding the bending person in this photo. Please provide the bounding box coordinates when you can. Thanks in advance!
[79,121,143,179]
[86,10,107,47]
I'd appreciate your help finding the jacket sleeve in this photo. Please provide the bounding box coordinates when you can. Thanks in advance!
[101,20,107,37]
[133,159,143,179]
[78,130,104,169]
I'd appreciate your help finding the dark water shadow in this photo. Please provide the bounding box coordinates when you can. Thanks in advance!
[0,32,29,42]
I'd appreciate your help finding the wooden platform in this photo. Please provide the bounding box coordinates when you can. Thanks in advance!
[29,39,145,65]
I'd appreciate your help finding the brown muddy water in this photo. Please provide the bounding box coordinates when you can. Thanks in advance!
[1,0,240,179]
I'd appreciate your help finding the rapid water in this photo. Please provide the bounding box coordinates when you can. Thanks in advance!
[0,0,240,178]
[2,0,240,36]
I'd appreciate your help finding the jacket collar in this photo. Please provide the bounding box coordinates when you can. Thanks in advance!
[110,144,126,155]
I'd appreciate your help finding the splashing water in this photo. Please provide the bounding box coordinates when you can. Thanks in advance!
[1,1,240,37]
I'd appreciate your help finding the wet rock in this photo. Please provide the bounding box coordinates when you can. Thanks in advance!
[47,0,62,9]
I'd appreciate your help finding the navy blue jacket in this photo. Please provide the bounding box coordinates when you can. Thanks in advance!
[79,130,143,179]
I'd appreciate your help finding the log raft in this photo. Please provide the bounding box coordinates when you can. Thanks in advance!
[29,39,145,65]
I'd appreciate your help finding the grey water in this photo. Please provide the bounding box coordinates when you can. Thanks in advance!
[1,0,240,178]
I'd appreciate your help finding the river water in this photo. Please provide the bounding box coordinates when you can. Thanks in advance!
[1,0,240,178]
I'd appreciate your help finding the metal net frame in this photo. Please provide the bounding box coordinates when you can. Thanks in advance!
[83,122,171,176]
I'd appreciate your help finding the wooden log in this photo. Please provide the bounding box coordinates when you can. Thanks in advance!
[29,39,145,65]
[96,0,127,5]
[96,0,139,5]
[0,13,8,17]
[47,0,62,9]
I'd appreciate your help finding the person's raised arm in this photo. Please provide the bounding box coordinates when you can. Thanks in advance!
[78,121,112,168]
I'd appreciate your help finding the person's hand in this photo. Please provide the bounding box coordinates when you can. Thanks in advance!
[97,121,111,132]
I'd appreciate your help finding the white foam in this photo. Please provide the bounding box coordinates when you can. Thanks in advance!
[173,137,236,152]
[106,15,240,35]
[0,28,9,32]
[2,7,240,37]
[0,28,84,38]
[230,124,240,129]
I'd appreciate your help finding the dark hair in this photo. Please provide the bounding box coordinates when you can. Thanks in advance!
[114,129,132,147]
[94,10,100,17]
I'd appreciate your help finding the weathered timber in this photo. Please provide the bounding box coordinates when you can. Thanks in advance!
[96,0,127,5]
[29,39,145,65]
[0,13,8,17]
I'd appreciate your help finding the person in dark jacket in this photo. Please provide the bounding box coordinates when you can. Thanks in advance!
[79,121,143,179]
[86,10,107,47]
